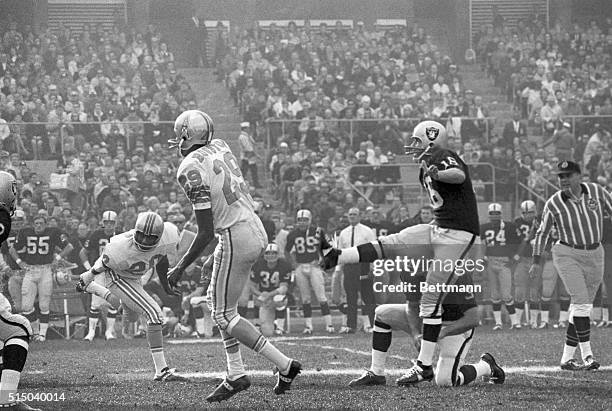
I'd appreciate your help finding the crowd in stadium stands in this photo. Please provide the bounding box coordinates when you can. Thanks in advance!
[475,14,612,198]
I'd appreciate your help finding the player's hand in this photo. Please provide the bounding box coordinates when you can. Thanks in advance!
[167,266,184,294]
[75,279,88,293]
[528,263,541,280]
[427,165,439,180]
[320,247,341,270]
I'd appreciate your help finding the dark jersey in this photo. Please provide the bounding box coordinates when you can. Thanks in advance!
[285,226,329,264]
[365,220,394,238]
[1,228,23,270]
[0,209,11,246]
[514,216,539,257]
[441,273,478,322]
[85,229,114,263]
[480,221,520,257]
[66,234,88,273]
[419,146,479,235]
[250,258,292,292]
[15,227,67,265]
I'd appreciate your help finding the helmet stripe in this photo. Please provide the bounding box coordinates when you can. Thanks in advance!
[143,213,155,235]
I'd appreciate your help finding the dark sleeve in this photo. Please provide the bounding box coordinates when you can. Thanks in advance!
[430,148,466,172]
[0,210,11,245]
[279,261,292,283]
[54,228,69,249]
[285,231,295,253]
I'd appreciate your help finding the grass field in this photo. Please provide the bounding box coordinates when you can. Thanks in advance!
[20,325,612,410]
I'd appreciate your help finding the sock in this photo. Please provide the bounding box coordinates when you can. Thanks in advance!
[88,317,99,336]
[516,307,524,324]
[540,300,550,324]
[560,300,570,322]
[371,320,392,375]
[573,316,592,360]
[361,315,371,329]
[39,312,49,338]
[147,324,167,374]
[222,332,246,380]
[603,307,609,323]
[456,365,477,386]
[195,318,206,335]
[254,336,291,374]
[579,341,593,360]
[418,323,441,366]
[474,360,492,378]
[106,317,116,335]
[541,310,549,324]
[561,322,579,363]
[341,314,348,327]
[323,314,332,327]
[505,302,516,314]
[529,302,539,325]
[492,302,502,325]
[303,303,312,325]
[305,317,313,329]
[0,342,27,404]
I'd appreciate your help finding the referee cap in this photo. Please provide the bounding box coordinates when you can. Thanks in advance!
[553,161,581,175]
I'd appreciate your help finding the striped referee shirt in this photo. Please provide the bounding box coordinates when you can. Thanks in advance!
[533,183,612,261]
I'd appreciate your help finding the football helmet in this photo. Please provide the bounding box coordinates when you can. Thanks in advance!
[53,269,72,286]
[0,171,17,216]
[264,243,280,263]
[296,209,312,230]
[134,212,164,251]
[13,209,25,230]
[404,120,447,161]
[169,110,215,156]
[102,210,117,232]
[488,203,503,221]
[520,200,536,219]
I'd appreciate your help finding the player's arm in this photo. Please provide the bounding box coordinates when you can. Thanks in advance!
[426,153,466,184]
[76,252,110,292]
[79,247,91,270]
[438,307,479,339]
[598,184,612,215]
[531,203,554,265]
[0,210,10,245]
[154,255,175,295]
[10,230,27,268]
[53,231,73,261]
[172,208,216,275]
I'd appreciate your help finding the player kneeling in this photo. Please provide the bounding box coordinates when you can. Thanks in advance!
[349,274,505,388]
[0,293,39,410]
[76,212,189,382]
[249,244,292,336]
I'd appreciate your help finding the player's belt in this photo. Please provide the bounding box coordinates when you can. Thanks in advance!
[559,241,600,250]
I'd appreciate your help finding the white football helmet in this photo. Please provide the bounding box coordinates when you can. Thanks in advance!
[102,210,117,231]
[13,209,25,230]
[404,120,447,161]
[520,200,536,216]
[0,171,17,216]
[296,209,312,230]
[488,203,502,221]
[264,243,280,263]
[134,212,164,251]
[53,269,72,286]
[169,110,215,156]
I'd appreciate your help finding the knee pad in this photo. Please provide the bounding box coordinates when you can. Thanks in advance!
[273,294,287,311]
[374,305,394,324]
[212,307,239,331]
[572,304,592,317]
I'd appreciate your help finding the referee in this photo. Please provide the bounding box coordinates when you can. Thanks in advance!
[530,161,612,371]
[335,208,377,333]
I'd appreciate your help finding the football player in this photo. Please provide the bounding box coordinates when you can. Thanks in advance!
[322,121,482,385]
[186,255,216,338]
[480,203,521,330]
[286,209,334,334]
[166,110,301,402]
[79,210,119,341]
[513,200,540,326]
[1,209,26,312]
[0,171,39,411]
[348,273,505,388]
[249,244,292,336]
[76,212,189,382]
[11,215,72,342]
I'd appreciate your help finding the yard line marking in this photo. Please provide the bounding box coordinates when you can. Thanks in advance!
[167,335,343,345]
[107,365,612,381]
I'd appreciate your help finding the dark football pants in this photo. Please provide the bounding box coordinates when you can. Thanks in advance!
[343,262,375,329]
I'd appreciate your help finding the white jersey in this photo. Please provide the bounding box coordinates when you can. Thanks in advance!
[0,293,12,314]
[176,139,259,231]
[92,222,179,280]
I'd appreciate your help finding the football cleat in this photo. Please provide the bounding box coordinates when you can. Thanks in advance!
[320,247,341,270]
[154,367,190,382]
[583,356,600,371]
[348,370,386,387]
[511,323,522,329]
[83,332,95,342]
[32,335,45,342]
[5,401,41,410]
[480,353,505,384]
[273,360,302,395]
[362,325,373,333]
[554,321,568,329]
[326,325,335,334]
[560,359,583,371]
[396,363,434,386]
[302,327,313,335]
[537,322,549,329]
[492,324,502,331]
[206,375,251,402]
[338,326,354,334]
[105,331,117,340]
